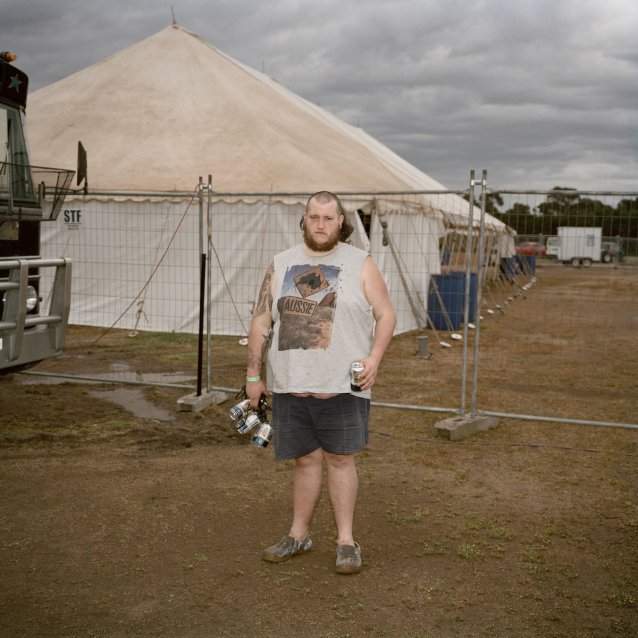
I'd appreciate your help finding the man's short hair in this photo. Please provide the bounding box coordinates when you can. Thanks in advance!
[303,191,353,242]
[306,191,344,216]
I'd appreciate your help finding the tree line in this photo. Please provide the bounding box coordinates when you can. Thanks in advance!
[465,187,638,238]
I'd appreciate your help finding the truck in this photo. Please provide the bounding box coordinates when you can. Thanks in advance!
[557,227,602,267]
[545,236,558,260]
[1,50,78,371]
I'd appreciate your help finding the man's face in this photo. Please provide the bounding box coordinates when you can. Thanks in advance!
[302,200,343,252]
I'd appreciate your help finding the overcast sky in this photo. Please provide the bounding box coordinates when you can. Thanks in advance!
[3,0,637,192]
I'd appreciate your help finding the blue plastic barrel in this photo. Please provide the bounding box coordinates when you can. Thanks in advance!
[515,255,536,274]
[427,272,477,331]
[500,257,517,280]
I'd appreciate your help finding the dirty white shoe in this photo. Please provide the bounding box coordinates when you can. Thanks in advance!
[335,542,361,574]
[262,535,313,563]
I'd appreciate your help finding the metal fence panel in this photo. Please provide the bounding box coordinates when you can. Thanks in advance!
[35,185,638,429]
[468,190,638,427]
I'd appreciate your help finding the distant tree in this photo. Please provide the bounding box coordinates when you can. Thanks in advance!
[495,202,531,222]
[616,197,638,214]
[461,191,504,214]
[616,198,638,238]
[504,202,531,217]
[464,188,637,241]
[536,187,580,216]
[485,192,504,214]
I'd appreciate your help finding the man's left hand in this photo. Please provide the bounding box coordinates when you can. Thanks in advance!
[357,356,381,391]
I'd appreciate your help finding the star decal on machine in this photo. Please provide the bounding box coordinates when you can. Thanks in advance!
[8,74,22,92]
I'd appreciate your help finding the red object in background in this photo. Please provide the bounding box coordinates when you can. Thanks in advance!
[516,241,546,257]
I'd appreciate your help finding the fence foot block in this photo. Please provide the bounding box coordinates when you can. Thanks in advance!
[434,414,499,441]
[176,390,228,413]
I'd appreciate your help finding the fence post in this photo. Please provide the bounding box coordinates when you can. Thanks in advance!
[196,177,205,397]
[176,176,228,412]
[470,170,488,417]
[460,171,476,415]
[206,174,213,392]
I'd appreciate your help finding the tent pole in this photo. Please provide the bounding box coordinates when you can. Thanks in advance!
[377,210,428,330]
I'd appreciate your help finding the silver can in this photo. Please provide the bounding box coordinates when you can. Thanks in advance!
[251,421,273,448]
[350,361,364,392]
[236,411,261,434]
[229,399,252,422]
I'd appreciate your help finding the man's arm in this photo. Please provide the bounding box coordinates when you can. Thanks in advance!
[358,256,397,391]
[245,262,274,406]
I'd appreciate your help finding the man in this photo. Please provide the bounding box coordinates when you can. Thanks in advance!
[245,191,396,574]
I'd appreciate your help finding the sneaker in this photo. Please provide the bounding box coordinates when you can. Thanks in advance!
[262,535,313,563]
[335,542,361,574]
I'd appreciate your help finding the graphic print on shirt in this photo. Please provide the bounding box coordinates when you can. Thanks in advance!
[277,263,341,350]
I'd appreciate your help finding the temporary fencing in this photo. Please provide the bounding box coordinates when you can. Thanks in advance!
[36,174,638,429]
[466,183,638,429]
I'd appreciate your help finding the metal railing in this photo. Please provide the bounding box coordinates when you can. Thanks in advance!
[1,257,72,369]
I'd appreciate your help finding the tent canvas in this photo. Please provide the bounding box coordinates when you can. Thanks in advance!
[28,24,512,336]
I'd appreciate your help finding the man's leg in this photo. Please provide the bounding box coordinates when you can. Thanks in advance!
[324,451,358,546]
[289,447,324,541]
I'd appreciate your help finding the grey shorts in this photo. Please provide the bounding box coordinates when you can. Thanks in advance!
[271,392,370,461]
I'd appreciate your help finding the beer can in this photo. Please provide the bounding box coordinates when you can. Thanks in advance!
[350,361,364,392]
[229,399,252,422]
[251,421,273,448]
[237,411,261,434]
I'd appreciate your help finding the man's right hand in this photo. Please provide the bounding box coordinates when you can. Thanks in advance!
[246,380,268,410]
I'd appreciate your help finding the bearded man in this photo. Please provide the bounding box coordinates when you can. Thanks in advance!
[245,191,396,574]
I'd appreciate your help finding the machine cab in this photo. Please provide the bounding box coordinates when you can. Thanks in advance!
[0,51,75,371]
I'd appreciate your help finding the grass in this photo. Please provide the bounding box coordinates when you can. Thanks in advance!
[183,553,208,570]
[606,593,635,609]
[384,504,428,525]
[456,543,483,560]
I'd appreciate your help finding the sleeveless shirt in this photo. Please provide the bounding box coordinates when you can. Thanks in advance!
[266,242,374,398]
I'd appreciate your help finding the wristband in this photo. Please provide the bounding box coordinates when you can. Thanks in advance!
[246,375,261,382]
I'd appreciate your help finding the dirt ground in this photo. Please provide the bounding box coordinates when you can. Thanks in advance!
[1,263,637,638]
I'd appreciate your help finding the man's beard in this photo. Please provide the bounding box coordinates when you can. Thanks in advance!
[302,223,341,253]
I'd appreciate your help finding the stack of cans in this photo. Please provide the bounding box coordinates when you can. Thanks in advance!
[229,398,273,448]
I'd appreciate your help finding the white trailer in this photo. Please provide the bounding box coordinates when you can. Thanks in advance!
[557,227,602,267]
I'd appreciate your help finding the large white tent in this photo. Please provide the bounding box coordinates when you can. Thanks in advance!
[28,23,514,335]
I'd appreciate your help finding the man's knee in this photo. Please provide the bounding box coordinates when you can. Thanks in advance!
[323,451,355,469]
[296,448,324,469]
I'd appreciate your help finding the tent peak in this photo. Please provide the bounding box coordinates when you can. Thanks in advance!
[170,6,177,26]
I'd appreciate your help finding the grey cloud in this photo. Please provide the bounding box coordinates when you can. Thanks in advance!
[6,0,638,191]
